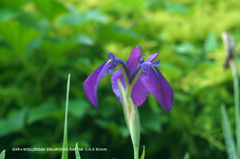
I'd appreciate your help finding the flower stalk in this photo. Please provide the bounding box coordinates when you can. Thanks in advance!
[118,79,140,159]
[231,50,240,158]
[222,32,240,158]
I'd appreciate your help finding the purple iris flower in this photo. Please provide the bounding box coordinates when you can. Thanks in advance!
[83,46,174,112]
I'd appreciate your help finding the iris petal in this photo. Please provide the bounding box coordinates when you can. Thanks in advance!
[111,69,149,107]
[131,79,149,107]
[140,64,174,112]
[111,69,126,104]
[83,60,119,109]
[145,52,159,62]
[127,45,142,76]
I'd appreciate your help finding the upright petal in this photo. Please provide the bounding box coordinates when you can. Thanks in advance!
[145,52,159,62]
[131,79,149,107]
[83,59,119,109]
[127,46,142,76]
[140,64,174,113]
[111,69,126,104]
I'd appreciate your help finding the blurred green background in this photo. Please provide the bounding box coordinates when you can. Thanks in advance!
[0,0,240,158]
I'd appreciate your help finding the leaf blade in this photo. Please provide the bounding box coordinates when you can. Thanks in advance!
[61,74,71,159]
[221,104,237,159]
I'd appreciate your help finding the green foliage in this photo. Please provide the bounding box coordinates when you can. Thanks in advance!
[0,150,5,159]
[0,0,239,158]
[140,145,145,159]
[61,74,71,159]
[75,143,81,159]
[183,152,190,159]
[118,80,141,159]
[221,104,237,159]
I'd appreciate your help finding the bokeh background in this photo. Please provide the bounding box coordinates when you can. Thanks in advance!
[0,0,240,158]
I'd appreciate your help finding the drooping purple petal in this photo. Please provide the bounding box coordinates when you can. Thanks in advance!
[145,52,159,62]
[111,69,126,104]
[140,64,174,113]
[83,59,119,109]
[131,79,149,107]
[127,45,142,76]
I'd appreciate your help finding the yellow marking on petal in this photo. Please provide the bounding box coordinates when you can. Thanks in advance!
[151,66,159,78]
[118,78,121,83]
[106,59,112,65]
[151,66,157,74]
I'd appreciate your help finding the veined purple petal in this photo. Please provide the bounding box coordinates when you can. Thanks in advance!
[151,60,160,67]
[83,59,119,109]
[127,45,142,76]
[145,52,159,62]
[111,69,148,107]
[131,79,149,107]
[107,52,115,60]
[115,57,130,83]
[140,64,174,113]
[111,69,126,104]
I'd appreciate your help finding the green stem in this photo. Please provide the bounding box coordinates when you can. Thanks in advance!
[231,49,240,158]
[134,146,139,159]
[119,65,142,159]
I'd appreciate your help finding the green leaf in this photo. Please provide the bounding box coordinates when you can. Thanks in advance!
[0,8,19,22]
[221,104,237,159]
[41,40,77,66]
[175,42,196,55]
[60,9,107,26]
[61,74,71,159]
[34,0,67,19]
[141,112,162,133]
[0,150,5,159]
[25,38,43,57]
[183,152,190,159]
[163,2,189,15]
[140,145,145,159]
[117,0,144,11]
[0,0,25,9]
[98,24,143,44]
[75,143,81,159]
[0,108,27,137]
[0,21,40,53]
[68,100,90,118]
[74,34,94,46]
[204,31,218,54]
[27,102,58,125]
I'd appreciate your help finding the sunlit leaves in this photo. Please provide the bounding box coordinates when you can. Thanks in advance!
[34,0,67,20]
[204,31,219,54]
[60,9,107,26]
[0,108,27,137]
[0,22,41,54]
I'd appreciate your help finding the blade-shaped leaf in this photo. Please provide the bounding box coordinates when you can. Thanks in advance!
[61,74,71,159]
[140,145,145,159]
[183,152,190,159]
[0,150,5,159]
[221,104,237,159]
[75,143,81,159]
